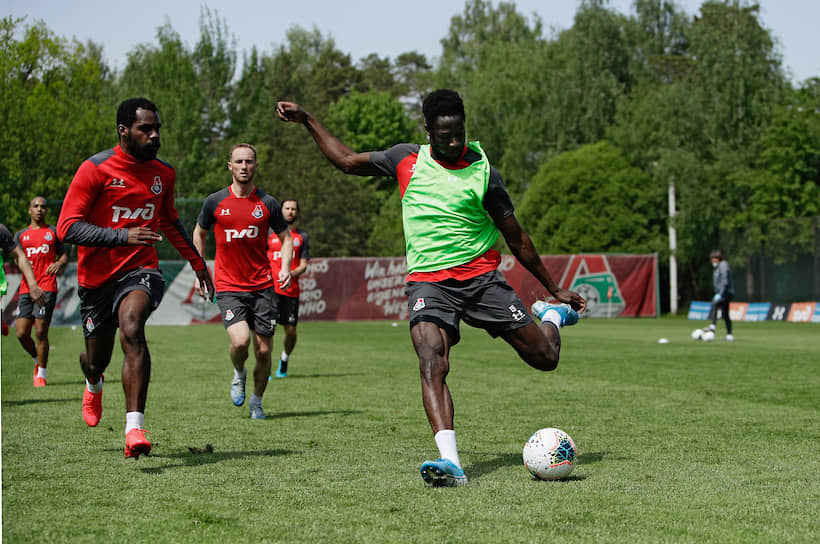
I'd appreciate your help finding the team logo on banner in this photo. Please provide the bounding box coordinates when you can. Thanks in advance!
[560,255,626,318]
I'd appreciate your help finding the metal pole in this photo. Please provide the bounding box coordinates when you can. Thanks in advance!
[814,216,819,301]
[668,178,678,314]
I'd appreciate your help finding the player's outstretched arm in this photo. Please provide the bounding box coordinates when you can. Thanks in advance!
[275,101,381,177]
[498,214,586,313]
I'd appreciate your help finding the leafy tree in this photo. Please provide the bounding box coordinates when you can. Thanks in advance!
[0,17,113,228]
[517,141,664,254]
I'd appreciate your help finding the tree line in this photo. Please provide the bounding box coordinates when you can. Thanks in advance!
[2,0,818,308]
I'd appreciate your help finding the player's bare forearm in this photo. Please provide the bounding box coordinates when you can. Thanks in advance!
[276,101,380,176]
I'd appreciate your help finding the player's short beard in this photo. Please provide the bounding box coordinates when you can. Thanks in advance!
[125,133,159,161]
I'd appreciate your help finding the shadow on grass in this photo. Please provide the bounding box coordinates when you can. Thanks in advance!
[270,373,363,380]
[464,450,610,481]
[1,397,76,407]
[128,448,298,474]
[264,409,362,420]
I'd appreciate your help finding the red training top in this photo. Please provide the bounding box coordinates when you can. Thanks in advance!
[57,145,206,289]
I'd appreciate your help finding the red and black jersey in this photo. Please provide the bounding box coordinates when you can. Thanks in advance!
[14,225,64,293]
[57,145,206,289]
[268,228,310,297]
[368,143,515,282]
[198,186,288,292]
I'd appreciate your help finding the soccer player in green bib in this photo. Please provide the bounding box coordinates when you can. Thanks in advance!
[276,89,586,486]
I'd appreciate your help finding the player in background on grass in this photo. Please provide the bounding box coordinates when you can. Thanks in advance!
[268,198,310,378]
[193,143,293,419]
[705,249,734,341]
[57,97,215,459]
[276,89,586,487]
[14,197,68,387]
[1,224,46,337]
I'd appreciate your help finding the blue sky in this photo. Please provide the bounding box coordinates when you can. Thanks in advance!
[6,1,818,84]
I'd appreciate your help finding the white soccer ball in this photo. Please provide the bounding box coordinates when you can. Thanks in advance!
[691,328,703,340]
[523,427,577,480]
[701,330,715,342]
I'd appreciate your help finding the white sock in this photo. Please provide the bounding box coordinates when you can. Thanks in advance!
[125,411,144,434]
[280,351,289,362]
[234,367,247,380]
[249,394,262,406]
[86,376,103,394]
[434,429,462,469]
[543,309,563,329]
[37,366,47,379]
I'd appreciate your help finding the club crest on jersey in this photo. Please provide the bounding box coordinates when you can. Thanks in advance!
[225,309,235,321]
[413,298,426,311]
[44,232,53,241]
[151,176,163,195]
[252,204,264,219]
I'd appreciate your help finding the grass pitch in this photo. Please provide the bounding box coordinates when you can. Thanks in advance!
[2,317,818,543]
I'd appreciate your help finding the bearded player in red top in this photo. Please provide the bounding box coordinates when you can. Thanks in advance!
[268,198,310,379]
[57,98,215,459]
[194,144,292,420]
[14,196,68,387]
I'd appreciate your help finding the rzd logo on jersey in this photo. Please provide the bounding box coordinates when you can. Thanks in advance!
[225,225,259,242]
[111,203,156,223]
[26,244,50,257]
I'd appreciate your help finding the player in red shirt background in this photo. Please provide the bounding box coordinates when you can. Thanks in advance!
[57,97,215,459]
[194,143,292,420]
[14,196,68,387]
[268,198,310,378]
[1,224,45,336]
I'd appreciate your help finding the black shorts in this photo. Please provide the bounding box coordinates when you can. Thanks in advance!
[16,291,57,321]
[78,268,165,339]
[275,293,299,326]
[216,287,277,336]
[406,269,532,346]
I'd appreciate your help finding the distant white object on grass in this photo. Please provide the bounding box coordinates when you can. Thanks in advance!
[391,322,398,327]
[701,330,716,342]
[658,338,669,344]
[691,328,703,340]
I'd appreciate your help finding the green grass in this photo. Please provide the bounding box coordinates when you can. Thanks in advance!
[2,318,818,543]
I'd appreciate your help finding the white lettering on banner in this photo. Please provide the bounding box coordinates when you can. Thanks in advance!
[299,289,324,302]
[305,260,329,274]
[111,203,155,223]
[300,300,327,316]
[225,225,259,242]
[299,277,316,290]
[771,306,786,320]
[26,244,50,257]
[363,258,408,319]
[791,307,812,322]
